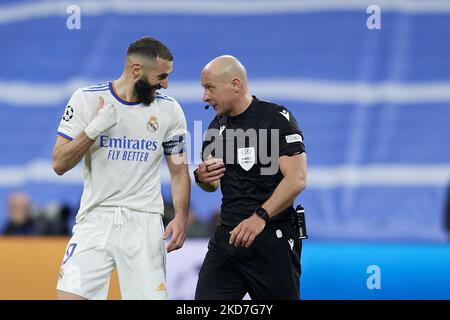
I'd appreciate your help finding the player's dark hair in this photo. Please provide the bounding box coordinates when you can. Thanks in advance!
[127,36,173,61]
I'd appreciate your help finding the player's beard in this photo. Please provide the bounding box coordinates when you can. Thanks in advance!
[134,76,161,106]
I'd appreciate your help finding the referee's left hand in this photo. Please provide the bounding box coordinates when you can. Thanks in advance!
[229,213,266,248]
[164,216,187,253]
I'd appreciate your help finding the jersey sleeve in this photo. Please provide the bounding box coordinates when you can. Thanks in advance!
[56,88,88,141]
[201,117,222,161]
[272,107,306,157]
[162,101,188,155]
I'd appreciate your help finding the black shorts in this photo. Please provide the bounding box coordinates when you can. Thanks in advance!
[195,222,302,300]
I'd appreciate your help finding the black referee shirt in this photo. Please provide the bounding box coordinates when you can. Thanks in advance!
[202,96,306,227]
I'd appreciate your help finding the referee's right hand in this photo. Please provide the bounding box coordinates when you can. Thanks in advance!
[197,157,226,184]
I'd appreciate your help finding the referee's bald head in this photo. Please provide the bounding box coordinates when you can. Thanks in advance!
[202,55,248,92]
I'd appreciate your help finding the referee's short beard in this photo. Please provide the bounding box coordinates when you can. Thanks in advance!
[134,76,161,106]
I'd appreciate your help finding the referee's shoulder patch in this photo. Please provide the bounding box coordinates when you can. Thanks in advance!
[286,133,303,143]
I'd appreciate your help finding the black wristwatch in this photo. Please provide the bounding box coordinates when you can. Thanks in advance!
[193,168,202,184]
[255,207,270,223]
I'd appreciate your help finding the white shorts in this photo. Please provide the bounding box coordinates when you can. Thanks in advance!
[56,207,168,300]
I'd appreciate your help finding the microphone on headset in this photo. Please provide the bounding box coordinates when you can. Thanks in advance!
[204,105,209,110]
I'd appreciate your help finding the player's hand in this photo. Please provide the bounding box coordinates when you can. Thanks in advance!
[196,156,225,184]
[229,213,266,248]
[84,96,119,140]
[163,215,187,253]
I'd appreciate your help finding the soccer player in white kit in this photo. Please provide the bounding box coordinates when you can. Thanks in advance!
[52,37,190,300]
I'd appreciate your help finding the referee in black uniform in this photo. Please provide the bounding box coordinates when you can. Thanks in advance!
[194,55,307,300]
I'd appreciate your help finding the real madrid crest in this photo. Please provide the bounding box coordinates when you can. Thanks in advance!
[147,116,159,132]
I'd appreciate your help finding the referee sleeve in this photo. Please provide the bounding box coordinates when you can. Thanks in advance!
[272,107,306,157]
[202,117,221,161]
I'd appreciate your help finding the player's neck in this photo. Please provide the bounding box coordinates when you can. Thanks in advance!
[112,76,139,103]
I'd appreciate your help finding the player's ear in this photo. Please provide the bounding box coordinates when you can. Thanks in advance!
[130,62,143,80]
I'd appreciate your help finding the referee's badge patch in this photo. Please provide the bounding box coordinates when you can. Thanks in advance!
[286,134,303,143]
[238,147,255,171]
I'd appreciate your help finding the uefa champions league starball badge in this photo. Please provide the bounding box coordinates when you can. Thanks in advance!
[63,105,74,121]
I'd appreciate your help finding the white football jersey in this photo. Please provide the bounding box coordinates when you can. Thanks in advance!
[57,81,187,223]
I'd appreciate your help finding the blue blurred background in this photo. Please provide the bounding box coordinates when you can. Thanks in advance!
[0,0,450,299]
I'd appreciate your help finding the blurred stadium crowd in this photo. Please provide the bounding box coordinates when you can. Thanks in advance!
[2,190,220,238]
